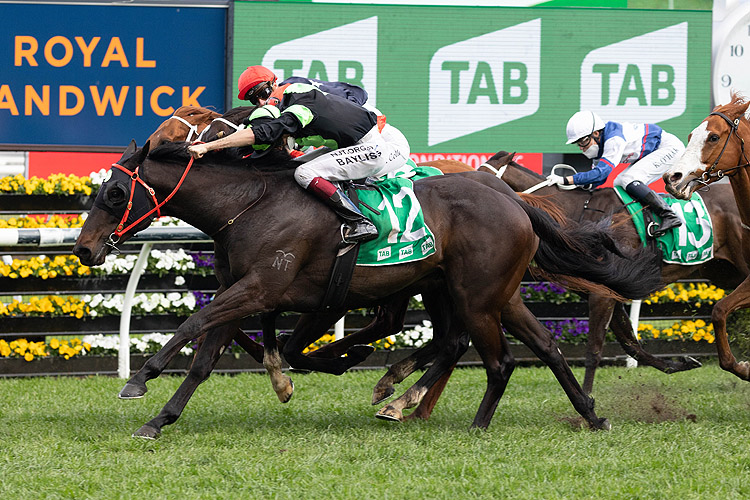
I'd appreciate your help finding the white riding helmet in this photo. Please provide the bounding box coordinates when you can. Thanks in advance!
[566,110,605,144]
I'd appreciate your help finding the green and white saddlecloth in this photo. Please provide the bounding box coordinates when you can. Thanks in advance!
[614,187,713,265]
[356,160,442,266]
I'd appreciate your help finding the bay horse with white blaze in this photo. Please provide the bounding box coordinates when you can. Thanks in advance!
[72,141,663,438]
[663,92,750,381]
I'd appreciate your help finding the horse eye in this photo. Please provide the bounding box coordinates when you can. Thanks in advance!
[708,134,720,143]
[108,186,126,204]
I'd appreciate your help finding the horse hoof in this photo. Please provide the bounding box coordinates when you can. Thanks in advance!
[596,418,612,431]
[132,424,160,440]
[682,355,702,370]
[371,385,395,405]
[277,379,294,404]
[347,344,375,362]
[375,405,403,422]
[118,382,147,399]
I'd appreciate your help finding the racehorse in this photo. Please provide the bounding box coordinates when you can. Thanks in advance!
[72,140,663,438]
[663,92,750,381]
[486,150,743,392]
[146,105,694,397]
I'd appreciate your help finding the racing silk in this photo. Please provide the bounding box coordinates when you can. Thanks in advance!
[280,76,368,106]
[573,121,663,188]
[250,83,378,151]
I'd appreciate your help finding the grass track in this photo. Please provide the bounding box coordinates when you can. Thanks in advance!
[1,361,750,499]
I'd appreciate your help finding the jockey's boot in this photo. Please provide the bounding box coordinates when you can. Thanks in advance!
[625,180,682,237]
[308,177,378,243]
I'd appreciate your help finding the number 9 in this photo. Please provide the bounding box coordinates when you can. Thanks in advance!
[721,74,732,87]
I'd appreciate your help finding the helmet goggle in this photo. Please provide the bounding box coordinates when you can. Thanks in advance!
[575,135,593,148]
[246,82,273,105]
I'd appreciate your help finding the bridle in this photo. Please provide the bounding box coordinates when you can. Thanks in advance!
[169,115,203,143]
[196,117,243,142]
[698,111,750,185]
[105,157,196,253]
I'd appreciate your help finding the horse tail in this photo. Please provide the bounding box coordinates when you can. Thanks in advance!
[513,198,663,300]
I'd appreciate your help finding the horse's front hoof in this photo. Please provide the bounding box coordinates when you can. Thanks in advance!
[118,382,147,399]
[592,418,611,431]
[375,405,403,422]
[371,385,395,405]
[347,344,375,363]
[682,355,702,370]
[132,424,160,440]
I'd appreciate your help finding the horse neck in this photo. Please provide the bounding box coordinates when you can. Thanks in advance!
[141,159,285,236]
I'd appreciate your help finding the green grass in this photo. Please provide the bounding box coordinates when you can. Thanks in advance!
[1,361,749,499]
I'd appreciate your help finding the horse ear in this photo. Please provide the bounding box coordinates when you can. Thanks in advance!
[137,140,151,163]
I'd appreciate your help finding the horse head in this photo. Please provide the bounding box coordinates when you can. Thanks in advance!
[147,106,220,148]
[664,92,750,200]
[199,106,255,143]
[73,139,154,266]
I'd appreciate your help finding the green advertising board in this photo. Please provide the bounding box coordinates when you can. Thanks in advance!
[233,2,711,154]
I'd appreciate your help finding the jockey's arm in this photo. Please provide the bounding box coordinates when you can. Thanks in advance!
[188,128,256,158]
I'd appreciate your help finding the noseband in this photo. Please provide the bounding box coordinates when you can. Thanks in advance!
[700,111,750,184]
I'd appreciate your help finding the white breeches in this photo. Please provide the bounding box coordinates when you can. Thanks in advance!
[614,131,685,188]
[294,124,410,188]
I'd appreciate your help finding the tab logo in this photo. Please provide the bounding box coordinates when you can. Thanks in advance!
[261,17,378,105]
[428,19,540,146]
[580,23,687,123]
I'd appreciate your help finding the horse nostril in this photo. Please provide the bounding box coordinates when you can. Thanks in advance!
[72,245,91,262]
[670,172,682,183]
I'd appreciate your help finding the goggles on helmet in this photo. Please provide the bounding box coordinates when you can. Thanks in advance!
[246,82,273,105]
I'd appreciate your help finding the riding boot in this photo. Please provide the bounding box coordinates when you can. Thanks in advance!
[308,177,378,243]
[625,180,682,237]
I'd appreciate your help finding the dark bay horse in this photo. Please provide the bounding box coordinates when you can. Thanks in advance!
[72,141,663,438]
[663,92,750,381]
[487,151,743,392]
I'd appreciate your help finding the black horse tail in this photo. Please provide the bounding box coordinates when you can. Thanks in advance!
[514,198,664,300]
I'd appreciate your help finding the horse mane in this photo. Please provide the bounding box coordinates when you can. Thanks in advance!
[221,105,257,125]
[148,141,298,172]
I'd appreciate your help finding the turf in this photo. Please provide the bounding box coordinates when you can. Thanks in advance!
[1,361,749,499]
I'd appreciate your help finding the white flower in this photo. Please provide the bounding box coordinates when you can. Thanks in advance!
[174,276,185,286]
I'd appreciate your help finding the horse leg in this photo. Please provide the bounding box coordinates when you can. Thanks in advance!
[133,322,237,439]
[501,294,610,430]
[711,278,750,380]
[608,302,702,374]
[260,313,294,403]
[376,291,464,420]
[583,294,616,394]
[309,297,409,358]
[282,311,376,375]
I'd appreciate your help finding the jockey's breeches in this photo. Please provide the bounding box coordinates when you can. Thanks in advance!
[614,131,685,188]
[294,124,410,188]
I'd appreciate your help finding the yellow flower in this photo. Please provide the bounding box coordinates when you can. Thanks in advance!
[24,352,34,362]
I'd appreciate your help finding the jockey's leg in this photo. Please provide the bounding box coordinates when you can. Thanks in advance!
[308,177,378,243]
[625,180,682,236]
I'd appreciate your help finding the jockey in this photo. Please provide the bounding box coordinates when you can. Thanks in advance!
[236,65,409,162]
[188,81,411,244]
[550,110,684,237]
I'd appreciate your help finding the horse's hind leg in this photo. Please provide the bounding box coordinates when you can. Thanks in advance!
[133,322,236,439]
[608,301,701,376]
[261,313,294,403]
[582,294,615,394]
[711,278,750,380]
[502,294,609,430]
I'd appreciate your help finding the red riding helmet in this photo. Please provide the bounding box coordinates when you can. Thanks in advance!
[237,66,277,100]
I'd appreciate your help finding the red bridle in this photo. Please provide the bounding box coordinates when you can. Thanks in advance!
[108,156,195,241]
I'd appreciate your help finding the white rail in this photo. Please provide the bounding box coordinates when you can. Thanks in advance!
[0,226,211,378]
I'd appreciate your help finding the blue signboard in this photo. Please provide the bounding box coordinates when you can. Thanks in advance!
[0,2,227,150]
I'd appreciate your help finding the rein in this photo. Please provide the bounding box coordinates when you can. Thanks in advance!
[210,178,267,237]
[700,111,750,184]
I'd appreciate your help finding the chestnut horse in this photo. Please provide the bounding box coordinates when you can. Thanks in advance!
[72,141,663,438]
[146,106,221,148]
[663,92,750,381]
